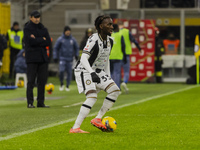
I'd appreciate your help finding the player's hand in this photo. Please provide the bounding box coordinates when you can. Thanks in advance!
[91,72,100,84]
[30,34,35,39]
[43,37,46,40]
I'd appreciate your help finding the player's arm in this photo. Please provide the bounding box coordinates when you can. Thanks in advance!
[81,53,100,83]
[129,31,141,51]
[80,53,93,73]
[81,38,100,83]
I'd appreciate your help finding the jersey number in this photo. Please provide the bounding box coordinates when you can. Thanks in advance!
[101,75,111,82]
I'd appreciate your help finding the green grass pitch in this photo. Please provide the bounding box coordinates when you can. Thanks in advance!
[0,77,200,150]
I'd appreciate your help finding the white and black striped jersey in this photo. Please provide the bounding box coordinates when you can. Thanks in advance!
[75,33,113,74]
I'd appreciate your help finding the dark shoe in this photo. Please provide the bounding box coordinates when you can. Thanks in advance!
[27,104,35,108]
[37,105,50,108]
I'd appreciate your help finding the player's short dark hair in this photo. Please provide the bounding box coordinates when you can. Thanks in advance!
[94,15,111,33]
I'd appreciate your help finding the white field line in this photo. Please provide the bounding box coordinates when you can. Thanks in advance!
[110,85,197,111]
[63,102,84,108]
[0,85,197,142]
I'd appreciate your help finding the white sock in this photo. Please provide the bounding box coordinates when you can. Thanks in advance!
[73,105,91,129]
[73,96,97,129]
[96,97,115,119]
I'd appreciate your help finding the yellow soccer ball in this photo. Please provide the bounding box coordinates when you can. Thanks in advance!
[102,116,117,132]
[45,83,54,94]
[17,80,24,88]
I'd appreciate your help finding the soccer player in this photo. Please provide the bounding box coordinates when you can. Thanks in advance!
[69,15,121,133]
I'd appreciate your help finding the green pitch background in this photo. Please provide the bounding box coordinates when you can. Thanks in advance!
[0,77,200,150]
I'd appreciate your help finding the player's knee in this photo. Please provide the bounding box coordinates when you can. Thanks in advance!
[106,83,121,100]
[108,90,120,100]
[82,92,97,109]
[86,92,97,99]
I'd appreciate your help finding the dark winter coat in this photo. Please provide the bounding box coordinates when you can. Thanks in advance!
[24,21,51,63]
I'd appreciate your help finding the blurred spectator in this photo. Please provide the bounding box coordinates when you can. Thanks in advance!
[109,24,126,88]
[0,34,7,66]
[154,27,164,83]
[6,22,24,79]
[53,26,79,91]
[163,32,180,55]
[24,10,51,108]
[118,20,141,92]
[14,49,27,74]
[80,28,93,56]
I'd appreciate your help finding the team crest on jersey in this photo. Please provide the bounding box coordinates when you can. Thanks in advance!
[86,79,91,85]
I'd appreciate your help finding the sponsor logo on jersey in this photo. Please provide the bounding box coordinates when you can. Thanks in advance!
[84,45,90,51]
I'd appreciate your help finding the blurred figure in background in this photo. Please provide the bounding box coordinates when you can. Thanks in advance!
[79,28,93,56]
[163,32,180,55]
[53,26,79,91]
[14,49,27,74]
[118,20,141,93]
[109,24,126,88]
[7,22,24,79]
[154,27,164,83]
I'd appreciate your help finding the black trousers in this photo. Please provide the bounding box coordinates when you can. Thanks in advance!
[9,47,20,78]
[26,62,48,106]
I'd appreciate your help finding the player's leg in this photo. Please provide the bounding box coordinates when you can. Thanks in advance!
[72,90,97,129]
[90,71,120,131]
[96,82,120,119]
[59,60,65,91]
[70,72,96,133]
